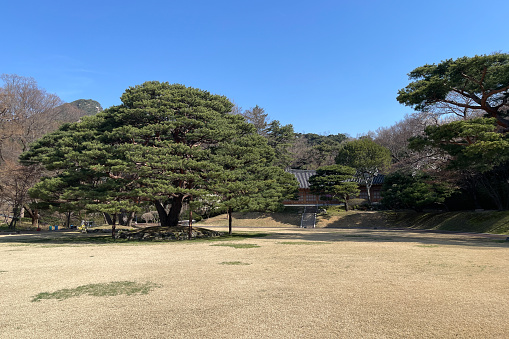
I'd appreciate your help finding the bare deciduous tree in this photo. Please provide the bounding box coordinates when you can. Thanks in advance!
[241,105,269,136]
[373,112,451,173]
[0,74,63,163]
[0,161,43,228]
[0,74,64,228]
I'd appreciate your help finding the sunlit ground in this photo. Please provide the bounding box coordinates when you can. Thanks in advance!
[1,227,508,338]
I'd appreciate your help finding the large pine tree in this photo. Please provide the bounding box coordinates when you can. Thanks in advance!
[22,82,297,227]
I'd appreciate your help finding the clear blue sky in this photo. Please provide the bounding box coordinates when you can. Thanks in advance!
[3,0,507,136]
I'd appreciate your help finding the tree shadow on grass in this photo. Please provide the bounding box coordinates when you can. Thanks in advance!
[1,226,507,248]
[262,228,509,248]
[0,230,268,246]
[0,232,123,246]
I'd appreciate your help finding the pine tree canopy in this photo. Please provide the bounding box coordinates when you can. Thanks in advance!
[21,81,298,226]
[397,53,509,129]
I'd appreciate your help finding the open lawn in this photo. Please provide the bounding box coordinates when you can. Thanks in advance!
[1,226,509,338]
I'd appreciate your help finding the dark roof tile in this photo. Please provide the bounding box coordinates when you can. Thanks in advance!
[286,169,316,188]
[286,169,385,188]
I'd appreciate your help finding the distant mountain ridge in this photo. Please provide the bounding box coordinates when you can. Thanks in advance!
[52,99,103,124]
[69,99,103,116]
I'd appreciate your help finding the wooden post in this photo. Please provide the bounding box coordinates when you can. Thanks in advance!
[188,209,193,240]
[111,214,117,239]
[228,207,233,235]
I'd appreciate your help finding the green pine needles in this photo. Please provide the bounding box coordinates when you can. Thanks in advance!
[21,82,298,230]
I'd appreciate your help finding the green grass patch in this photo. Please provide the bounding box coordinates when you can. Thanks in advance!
[31,281,161,302]
[416,244,440,248]
[204,232,268,241]
[278,241,327,245]
[220,261,251,265]
[211,243,260,249]
[341,234,395,241]
[322,205,346,215]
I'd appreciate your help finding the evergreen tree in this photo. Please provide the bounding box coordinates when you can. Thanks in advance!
[408,117,509,210]
[381,171,455,211]
[265,120,295,168]
[309,165,359,211]
[397,53,509,130]
[22,82,297,227]
[335,138,391,205]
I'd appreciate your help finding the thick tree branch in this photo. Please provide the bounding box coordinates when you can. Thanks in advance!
[440,99,481,110]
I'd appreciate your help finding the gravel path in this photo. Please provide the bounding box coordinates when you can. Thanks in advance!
[1,227,508,338]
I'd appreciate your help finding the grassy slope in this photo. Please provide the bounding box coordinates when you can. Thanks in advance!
[320,210,509,234]
[196,211,301,228]
[384,210,509,234]
[198,209,509,235]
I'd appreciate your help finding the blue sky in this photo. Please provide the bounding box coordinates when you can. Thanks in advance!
[3,0,507,136]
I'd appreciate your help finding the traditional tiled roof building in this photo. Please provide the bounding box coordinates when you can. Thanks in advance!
[283,169,384,206]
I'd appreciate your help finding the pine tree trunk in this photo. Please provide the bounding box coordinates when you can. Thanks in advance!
[103,212,114,225]
[155,197,184,226]
[65,211,72,228]
[155,201,170,226]
[111,214,117,239]
[228,207,233,235]
[167,198,183,226]
[188,209,193,240]
[125,211,135,227]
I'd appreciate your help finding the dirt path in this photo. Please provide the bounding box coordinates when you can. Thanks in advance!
[1,227,508,338]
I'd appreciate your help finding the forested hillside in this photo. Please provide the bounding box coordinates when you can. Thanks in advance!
[234,104,350,170]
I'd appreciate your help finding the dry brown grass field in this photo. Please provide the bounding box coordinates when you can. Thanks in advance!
[1,224,509,338]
